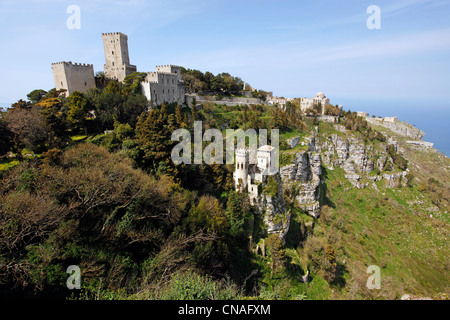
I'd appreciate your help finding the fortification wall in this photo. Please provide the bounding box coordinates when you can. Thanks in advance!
[366,117,425,140]
[51,62,95,96]
[141,71,185,106]
[186,94,263,107]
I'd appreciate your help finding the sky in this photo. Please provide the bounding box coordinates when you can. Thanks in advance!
[0,0,449,113]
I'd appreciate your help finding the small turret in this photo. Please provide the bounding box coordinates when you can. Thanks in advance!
[234,148,249,191]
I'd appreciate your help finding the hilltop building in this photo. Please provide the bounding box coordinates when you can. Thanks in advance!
[299,92,330,113]
[234,145,277,204]
[102,32,137,82]
[356,111,369,117]
[51,61,95,97]
[51,32,186,107]
[140,65,185,106]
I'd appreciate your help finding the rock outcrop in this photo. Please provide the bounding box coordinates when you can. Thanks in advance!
[261,174,290,242]
[365,118,425,140]
[280,151,322,218]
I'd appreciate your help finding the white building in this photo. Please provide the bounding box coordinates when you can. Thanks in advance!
[356,111,369,117]
[299,92,330,113]
[234,145,277,204]
[141,65,185,107]
[384,116,398,123]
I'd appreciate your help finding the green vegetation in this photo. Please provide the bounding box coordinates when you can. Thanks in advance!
[0,71,448,301]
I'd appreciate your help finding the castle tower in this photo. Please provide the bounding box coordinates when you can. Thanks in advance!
[234,148,249,191]
[155,65,182,82]
[141,65,185,107]
[102,32,137,82]
[51,61,95,97]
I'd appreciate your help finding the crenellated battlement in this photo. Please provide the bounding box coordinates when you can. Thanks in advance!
[156,64,182,68]
[51,61,93,68]
[236,148,249,157]
[102,32,127,38]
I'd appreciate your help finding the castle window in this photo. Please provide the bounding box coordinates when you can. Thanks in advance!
[85,82,87,86]
[61,81,63,86]
[112,62,115,66]
[112,51,114,55]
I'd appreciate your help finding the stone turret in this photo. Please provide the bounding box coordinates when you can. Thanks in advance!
[234,148,249,191]
[102,32,137,82]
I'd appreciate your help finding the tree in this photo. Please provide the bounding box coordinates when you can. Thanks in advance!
[0,117,13,156]
[92,91,126,131]
[67,91,91,131]
[175,104,186,128]
[188,195,228,233]
[121,94,148,127]
[27,89,47,104]
[5,102,49,153]
[38,98,70,149]
[226,191,251,239]
[135,104,177,176]
[122,72,147,96]
[95,71,108,89]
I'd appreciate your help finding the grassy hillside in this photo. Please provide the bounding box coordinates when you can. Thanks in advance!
[316,166,449,299]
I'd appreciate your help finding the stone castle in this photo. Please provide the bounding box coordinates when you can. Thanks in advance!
[51,32,185,106]
[141,65,185,107]
[102,32,137,82]
[51,61,95,97]
[233,145,277,204]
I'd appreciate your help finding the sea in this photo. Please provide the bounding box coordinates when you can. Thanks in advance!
[334,97,450,157]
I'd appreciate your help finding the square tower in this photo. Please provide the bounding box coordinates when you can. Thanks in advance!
[51,61,95,97]
[155,65,182,81]
[102,32,137,82]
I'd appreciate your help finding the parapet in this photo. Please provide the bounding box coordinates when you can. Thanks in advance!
[102,32,127,38]
[51,61,93,68]
[156,64,182,68]
[236,148,249,157]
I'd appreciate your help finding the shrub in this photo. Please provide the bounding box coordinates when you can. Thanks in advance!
[159,270,241,300]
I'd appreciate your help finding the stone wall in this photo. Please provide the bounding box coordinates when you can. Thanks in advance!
[51,61,95,97]
[316,115,339,123]
[102,32,136,82]
[186,94,263,107]
[141,65,185,107]
[366,117,425,140]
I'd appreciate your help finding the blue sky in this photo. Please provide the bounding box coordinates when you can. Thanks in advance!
[1,0,450,107]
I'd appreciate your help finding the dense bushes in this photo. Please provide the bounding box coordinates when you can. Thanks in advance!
[0,143,255,298]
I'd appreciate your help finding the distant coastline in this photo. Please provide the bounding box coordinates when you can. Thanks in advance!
[333,97,449,157]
